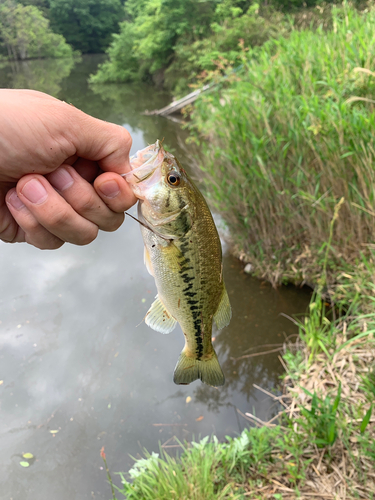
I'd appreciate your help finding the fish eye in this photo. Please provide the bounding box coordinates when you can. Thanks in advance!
[167,172,181,186]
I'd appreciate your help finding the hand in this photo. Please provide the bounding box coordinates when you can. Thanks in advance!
[0,89,137,249]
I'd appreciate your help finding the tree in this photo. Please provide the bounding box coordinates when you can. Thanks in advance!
[49,0,123,53]
[91,0,217,84]
[0,1,73,60]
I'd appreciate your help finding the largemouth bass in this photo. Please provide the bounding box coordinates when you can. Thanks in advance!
[124,141,231,386]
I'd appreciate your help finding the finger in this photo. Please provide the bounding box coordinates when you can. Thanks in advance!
[94,172,137,213]
[0,187,20,242]
[66,109,133,173]
[16,175,99,246]
[6,189,64,249]
[46,166,124,232]
[0,202,26,243]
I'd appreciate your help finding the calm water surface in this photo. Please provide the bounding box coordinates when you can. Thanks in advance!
[0,56,311,500]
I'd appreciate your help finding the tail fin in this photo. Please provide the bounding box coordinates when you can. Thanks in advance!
[173,349,225,387]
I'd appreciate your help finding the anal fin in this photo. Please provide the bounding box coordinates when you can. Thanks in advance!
[213,287,232,330]
[145,295,177,334]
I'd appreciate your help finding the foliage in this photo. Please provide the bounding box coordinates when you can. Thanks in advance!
[165,4,286,94]
[298,384,342,448]
[91,0,284,91]
[118,429,278,499]
[188,3,375,287]
[17,0,50,17]
[0,0,73,60]
[92,0,217,85]
[89,21,139,84]
[49,0,123,53]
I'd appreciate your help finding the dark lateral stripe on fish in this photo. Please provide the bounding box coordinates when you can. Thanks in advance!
[181,274,194,283]
[193,318,204,359]
[176,230,205,359]
[179,266,193,273]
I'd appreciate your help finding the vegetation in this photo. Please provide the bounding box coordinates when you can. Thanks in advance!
[90,0,347,93]
[90,0,290,92]
[0,0,73,60]
[0,0,125,59]
[48,0,123,53]
[90,0,217,88]
[189,2,375,296]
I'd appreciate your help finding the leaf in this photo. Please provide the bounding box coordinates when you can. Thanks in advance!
[327,421,336,445]
[195,415,204,421]
[360,405,373,434]
[186,396,192,403]
[19,461,30,467]
[49,430,59,433]
[331,382,342,413]
[22,453,34,459]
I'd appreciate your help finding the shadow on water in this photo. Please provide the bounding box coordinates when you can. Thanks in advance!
[0,55,312,500]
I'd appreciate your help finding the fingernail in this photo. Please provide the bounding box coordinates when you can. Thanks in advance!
[98,180,120,199]
[7,190,26,210]
[21,179,48,204]
[48,167,74,191]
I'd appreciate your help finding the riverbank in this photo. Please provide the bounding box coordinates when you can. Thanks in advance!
[112,4,375,499]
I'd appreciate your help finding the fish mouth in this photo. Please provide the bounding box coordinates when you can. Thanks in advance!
[122,140,164,196]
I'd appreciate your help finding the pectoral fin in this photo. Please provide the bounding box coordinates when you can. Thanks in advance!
[144,246,154,276]
[213,287,232,330]
[159,241,184,273]
[145,295,177,334]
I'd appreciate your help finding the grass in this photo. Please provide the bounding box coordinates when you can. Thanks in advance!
[188,2,375,293]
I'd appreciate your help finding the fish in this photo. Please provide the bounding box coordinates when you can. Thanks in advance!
[123,140,231,386]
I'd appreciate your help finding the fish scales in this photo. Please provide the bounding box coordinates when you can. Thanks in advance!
[125,141,232,386]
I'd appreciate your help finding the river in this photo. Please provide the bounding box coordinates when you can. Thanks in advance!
[0,55,311,500]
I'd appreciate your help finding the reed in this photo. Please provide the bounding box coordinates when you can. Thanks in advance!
[189,2,375,288]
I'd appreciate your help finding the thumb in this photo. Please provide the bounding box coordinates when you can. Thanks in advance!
[66,106,132,174]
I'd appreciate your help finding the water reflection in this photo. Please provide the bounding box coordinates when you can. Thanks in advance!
[0,57,76,96]
[0,55,311,500]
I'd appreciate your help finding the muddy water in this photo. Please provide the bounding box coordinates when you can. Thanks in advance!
[0,56,311,500]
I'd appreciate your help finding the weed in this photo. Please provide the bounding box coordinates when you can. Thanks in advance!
[100,447,116,500]
[298,383,342,448]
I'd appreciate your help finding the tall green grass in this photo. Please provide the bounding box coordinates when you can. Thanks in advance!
[189,2,375,286]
